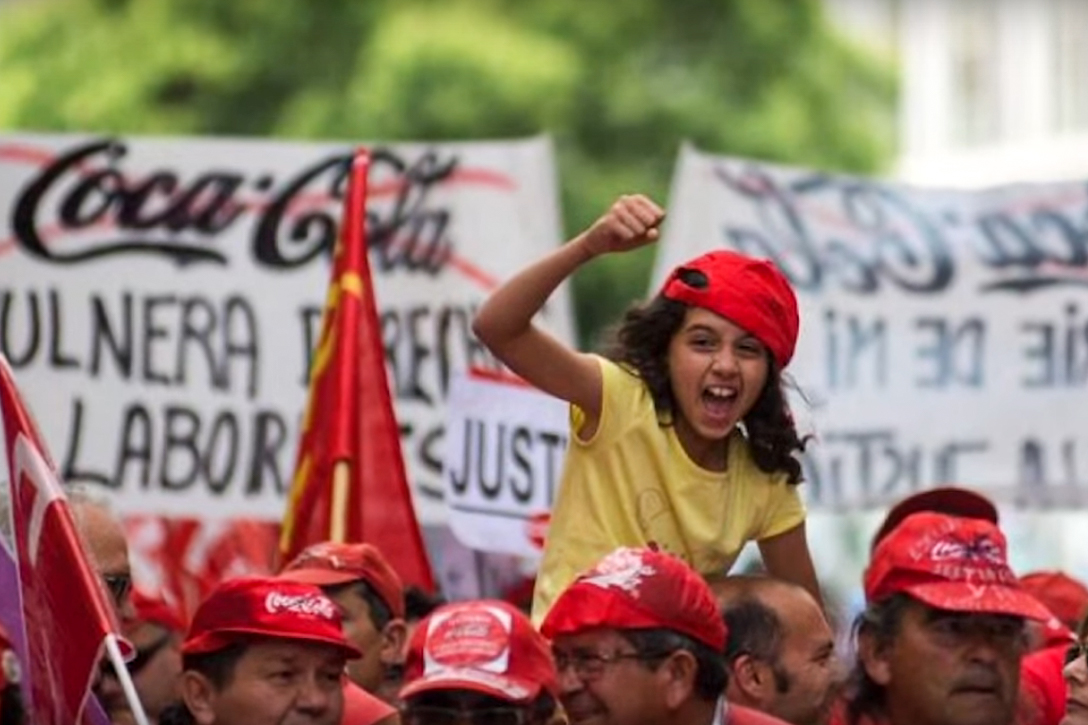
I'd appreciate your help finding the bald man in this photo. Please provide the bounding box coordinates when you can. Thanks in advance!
[714,576,839,725]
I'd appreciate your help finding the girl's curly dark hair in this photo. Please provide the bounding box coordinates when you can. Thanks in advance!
[598,291,807,485]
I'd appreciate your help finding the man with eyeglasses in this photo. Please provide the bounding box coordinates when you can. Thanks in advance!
[70,490,138,724]
[829,511,1051,725]
[399,599,560,725]
[540,546,789,725]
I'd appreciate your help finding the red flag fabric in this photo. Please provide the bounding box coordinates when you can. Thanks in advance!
[279,149,435,591]
[0,356,128,724]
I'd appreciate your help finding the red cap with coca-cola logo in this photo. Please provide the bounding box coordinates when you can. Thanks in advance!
[182,577,361,658]
[864,512,1051,621]
[540,547,727,651]
[279,542,406,620]
[401,600,558,704]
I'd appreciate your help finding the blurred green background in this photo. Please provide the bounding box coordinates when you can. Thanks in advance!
[0,0,896,346]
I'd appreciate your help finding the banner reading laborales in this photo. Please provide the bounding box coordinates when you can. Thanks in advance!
[654,143,1088,511]
[0,133,573,535]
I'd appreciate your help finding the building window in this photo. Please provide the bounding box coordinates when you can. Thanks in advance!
[947,0,1001,146]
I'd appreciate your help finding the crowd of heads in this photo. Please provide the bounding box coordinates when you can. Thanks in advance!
[2,483,1084,725]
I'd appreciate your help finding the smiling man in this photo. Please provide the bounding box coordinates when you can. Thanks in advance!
[542,546,790,725]
[833,512,1051,725]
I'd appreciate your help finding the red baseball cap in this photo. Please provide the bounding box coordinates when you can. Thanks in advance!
[871,487,998,551]
[864,512,1051,621]
[540,547,727,651]
[401,600,558,705]
[182,577,361,658]
[279,542,406,620]
[661,250,799,369]
[1019,571,1088,629]
[131,589,186,633]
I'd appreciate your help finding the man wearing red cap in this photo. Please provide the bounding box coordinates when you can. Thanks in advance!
[280,542,408,704]
[541,546,789,725]
[834,512,1052,725]
[1018,571,1088,725]
[157,576,366,725]
[399,599,560,725]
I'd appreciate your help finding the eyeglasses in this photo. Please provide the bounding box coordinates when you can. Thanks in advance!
[1066,641,1088,666]
[552,649,672,680]
[401,705,530,725]
[102,574,132,607]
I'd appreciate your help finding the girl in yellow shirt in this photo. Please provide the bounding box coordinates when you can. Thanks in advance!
[472,194,819,622]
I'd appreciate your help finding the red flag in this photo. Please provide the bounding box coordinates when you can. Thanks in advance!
[0,356,129,724]
[280,149,435,591]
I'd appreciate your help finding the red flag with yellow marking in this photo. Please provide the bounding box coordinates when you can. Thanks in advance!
[279,149,434,591]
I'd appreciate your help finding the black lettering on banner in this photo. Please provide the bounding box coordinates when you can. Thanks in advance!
[48,289,79,369]
[913,316,986,388]
[247,410,289,496]
[0,287,260,395]
[90,293,134,378]
[446,416,569,517]
[823,308,887,390]
[60,398,113,488]
[0,289,40,367]
[1020,303,1088,388]
[711,162,1088,296]
[804,429,989,508]
[59,396,295,499]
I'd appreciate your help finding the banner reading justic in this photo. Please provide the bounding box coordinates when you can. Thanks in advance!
[0,133,574,527]
[654,143,1088,510]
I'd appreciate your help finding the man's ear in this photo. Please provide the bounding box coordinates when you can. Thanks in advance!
[857,629,892,687]
[729,654,773,705]
[180,671,218,725]
[660,650,699,710]
[380,619,408,665]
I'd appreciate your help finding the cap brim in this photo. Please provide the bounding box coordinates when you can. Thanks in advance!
[873,488,998,551]
[182,628,362,659]
[399,668,542,704]
[276,569,362,587]
[905,582,1053,622]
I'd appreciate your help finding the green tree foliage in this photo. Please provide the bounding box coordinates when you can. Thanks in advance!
[0,0,895,345]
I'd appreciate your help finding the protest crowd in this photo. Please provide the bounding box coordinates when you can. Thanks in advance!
[2,189,1088,725]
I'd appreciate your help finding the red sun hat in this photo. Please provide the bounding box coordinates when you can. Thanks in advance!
[401,600,558,705]
[182,577,361,659]
[871,486,999,552]
[1019,570,1088,629]
[541,547,727,651]
[661,250,799,369]
[864,512,1050,621]
[279,541,405,620]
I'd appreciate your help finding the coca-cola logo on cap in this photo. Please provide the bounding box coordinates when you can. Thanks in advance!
[425,607,510,670]
[264,591,338,621]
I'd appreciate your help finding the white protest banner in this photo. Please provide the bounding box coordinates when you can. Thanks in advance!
[0,133,573,526]
[654,143,1088,510]
[443,370,568,557]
